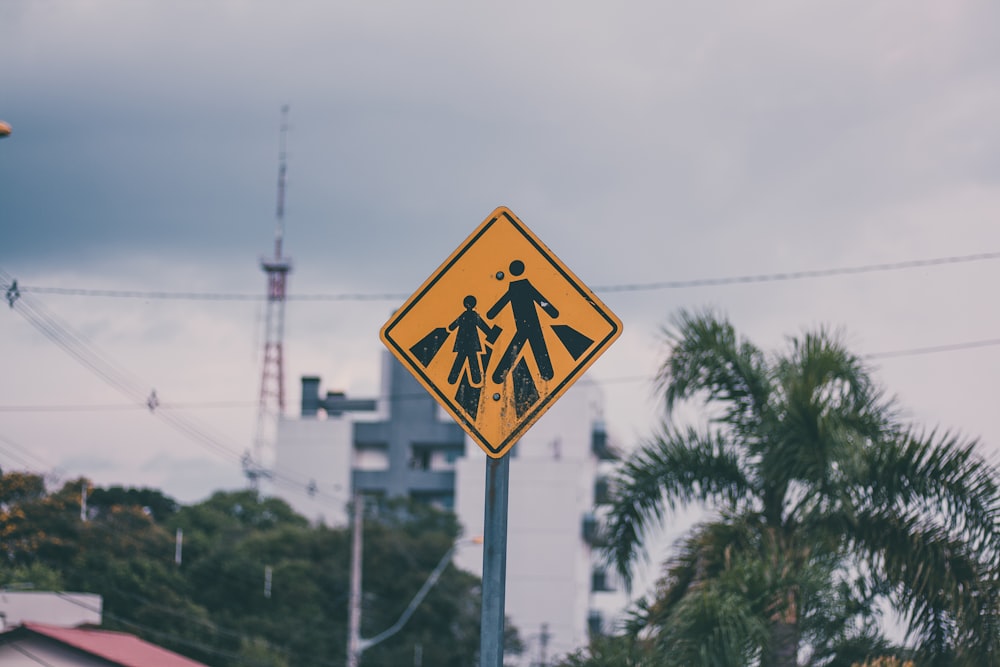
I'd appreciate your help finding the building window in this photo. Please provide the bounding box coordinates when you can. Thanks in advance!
[410,444,462,471]
[587,610,603,637]
[410,491,454,511]
[594,477,611,505]
[355,443,389,471]
[582,513,597,544]
[581,513,608,547]
[591,568,614,592]
[409,447,432,470]
[591,422,618,460]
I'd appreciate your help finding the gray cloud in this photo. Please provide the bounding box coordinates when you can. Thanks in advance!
[2,0,999,503]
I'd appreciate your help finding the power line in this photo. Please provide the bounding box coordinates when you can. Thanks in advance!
[0,269,345,504]
[15,340,1000,412]
[4,265,999,505]
[863,337,1000,360]
[0,433,56,473]
[0,401,255,413]
[10,250,1000,301]
[3,331,1000,417]
[18,285,409,302]
[52,593,278,667]
[593,250,1000,292]
[8,644,59,667]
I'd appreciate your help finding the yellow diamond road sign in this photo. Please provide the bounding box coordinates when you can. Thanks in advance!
[380,206,623,458]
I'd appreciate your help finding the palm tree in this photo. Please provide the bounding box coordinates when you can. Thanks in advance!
[604,310,1000,667]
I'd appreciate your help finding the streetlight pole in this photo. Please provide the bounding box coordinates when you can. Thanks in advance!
[346,495,482,666]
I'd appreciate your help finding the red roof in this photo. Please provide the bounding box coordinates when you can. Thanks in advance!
[20,622,211,667]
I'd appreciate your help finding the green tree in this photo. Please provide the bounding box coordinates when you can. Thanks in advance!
[88,485,179,522]
[350,497,487,667]
[0,473,507,667]
[604,311,1000,667]
[171,491,496,667]
[554,633,657,667]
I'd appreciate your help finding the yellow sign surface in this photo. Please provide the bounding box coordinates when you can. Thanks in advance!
[380,207,622,458]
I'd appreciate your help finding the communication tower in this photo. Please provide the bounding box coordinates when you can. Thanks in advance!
[247,105,292,488]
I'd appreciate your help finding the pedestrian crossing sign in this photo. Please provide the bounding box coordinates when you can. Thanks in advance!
[380,206,623,458]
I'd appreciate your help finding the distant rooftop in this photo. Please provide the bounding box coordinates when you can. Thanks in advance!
[1,622,211,667]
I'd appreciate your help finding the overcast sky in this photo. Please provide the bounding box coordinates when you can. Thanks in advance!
[2,0,1000,560]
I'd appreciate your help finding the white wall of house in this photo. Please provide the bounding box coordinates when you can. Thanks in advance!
[0,592,101,631]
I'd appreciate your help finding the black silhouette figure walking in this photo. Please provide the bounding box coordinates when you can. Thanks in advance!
[487,259,559,383]
[447,295,495,385]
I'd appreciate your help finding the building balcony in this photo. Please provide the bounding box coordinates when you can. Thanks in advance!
[593,476,612,505]
[352,469,456,495]
[591,567,615,593]
[591,422,619,461]
[581,513,608,547]
[587,609,604,637]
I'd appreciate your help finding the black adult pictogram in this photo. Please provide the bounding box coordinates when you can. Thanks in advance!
[487,259,559,384]
[447,295,497,385]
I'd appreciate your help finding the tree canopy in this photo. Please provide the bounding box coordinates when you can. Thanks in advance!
[0,473,509,666]
[600,310,1000,667]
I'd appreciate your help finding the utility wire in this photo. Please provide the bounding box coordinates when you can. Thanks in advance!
[9,644,59,667]
[53,593,278,667]
[10,250,1000,301]
[17,285,407,302]
[863,338,1000,360]
[593,250,1000,292]
[52,553,394,667]
[3,330,1000,417]
[4,264,998,505]
[0,269,244,465]
[0,401,256,412]
[1,269,350,505]
[0,433,56,473]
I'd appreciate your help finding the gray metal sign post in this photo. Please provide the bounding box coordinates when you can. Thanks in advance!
[378,207,622,667]
[479,453,510,667]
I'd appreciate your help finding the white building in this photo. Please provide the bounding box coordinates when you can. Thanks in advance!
[273,353,627,663]
[453,376,626,665]
[0,592,102,632]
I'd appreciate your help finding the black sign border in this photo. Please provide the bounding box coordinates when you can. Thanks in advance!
[382,209,621,456]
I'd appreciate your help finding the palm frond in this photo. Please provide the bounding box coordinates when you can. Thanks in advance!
[657,309,771,430]
[856,429,1000,557]
[617,311,1000,664]
[603,427,751,590]
[846,505,1000,664]
[762,329,893,495]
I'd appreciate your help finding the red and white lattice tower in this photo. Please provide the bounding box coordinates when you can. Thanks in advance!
[247,105,292,487]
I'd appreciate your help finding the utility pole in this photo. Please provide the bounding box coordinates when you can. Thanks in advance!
[80,482,88,522]
[347,495,482,666]
[347,494,363,667]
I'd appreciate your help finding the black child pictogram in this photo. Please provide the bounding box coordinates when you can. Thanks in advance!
[487,259,559,383]
[446,295,500,385]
